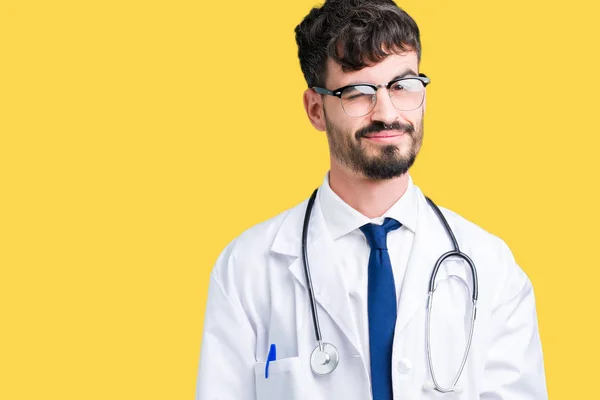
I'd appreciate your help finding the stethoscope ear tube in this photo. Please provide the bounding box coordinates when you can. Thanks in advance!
[428,250,478,303]
[424,197,479,393]
[425,197,478,302]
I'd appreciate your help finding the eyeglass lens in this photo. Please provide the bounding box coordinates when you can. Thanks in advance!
[340,78,425,117]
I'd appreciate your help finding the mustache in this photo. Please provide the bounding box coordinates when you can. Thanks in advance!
[355,121,415,140]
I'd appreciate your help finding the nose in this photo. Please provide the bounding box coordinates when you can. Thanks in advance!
[370,87,399,126]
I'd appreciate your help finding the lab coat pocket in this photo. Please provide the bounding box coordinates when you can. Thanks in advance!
[254,356,306,400]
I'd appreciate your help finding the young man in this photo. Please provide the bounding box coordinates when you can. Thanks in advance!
[196,1,548,399]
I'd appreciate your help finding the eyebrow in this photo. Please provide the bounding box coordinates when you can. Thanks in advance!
[390,69,418,81]
[344,68,419,87]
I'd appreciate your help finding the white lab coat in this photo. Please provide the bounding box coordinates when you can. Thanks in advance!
[196,184,548,400]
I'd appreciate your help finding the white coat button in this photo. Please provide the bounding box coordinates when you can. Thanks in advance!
[397,358,412,374]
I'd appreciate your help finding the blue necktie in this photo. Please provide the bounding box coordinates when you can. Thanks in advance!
[360,217,401,400]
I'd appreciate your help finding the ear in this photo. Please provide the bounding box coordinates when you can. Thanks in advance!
[303,88,326,132]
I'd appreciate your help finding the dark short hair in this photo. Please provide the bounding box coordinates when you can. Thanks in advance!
[294,0,422,88]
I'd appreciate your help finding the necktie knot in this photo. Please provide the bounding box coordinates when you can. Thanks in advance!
[359,217,401,250]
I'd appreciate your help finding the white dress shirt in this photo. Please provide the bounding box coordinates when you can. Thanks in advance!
[317,171,418,378]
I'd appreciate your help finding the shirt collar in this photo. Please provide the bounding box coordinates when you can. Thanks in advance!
[317,171,418,240]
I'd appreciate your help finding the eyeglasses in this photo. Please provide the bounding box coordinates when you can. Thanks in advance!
[312,73,430,117]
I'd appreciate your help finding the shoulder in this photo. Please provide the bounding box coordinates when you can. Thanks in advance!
[423,195,532,302]
[210,198,308,281]
[414,185,505,253]
[436,203,503,251]
[421,190,513,260]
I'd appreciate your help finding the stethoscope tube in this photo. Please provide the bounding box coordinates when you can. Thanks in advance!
[301,189,479,387]
[302,188,322,347]
[424,196,478,393]
[303,189,340,375]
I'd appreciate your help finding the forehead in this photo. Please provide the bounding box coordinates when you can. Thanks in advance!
[325,51,419,88]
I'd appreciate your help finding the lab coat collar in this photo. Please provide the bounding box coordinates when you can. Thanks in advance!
[272,188,364,358]
[318,172,418,239]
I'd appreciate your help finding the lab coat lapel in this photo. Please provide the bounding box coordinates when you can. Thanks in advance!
[271,196,362,357]
[395,188,453,334]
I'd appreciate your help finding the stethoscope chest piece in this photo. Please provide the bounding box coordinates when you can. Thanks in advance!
[310,342,339,375]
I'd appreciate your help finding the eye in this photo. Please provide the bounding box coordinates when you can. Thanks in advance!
[341,85,376,101]
[393,79,421,92]
[391,81,405,92]
[347,93,368,100]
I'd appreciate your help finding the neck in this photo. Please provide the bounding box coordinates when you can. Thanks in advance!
[328,161,410,219]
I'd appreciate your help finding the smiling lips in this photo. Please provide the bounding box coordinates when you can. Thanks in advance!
[363,130,406,142]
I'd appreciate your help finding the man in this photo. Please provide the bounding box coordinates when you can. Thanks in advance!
[196,0,548,399]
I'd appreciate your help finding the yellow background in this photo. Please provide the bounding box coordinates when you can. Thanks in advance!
[1,0,598,398]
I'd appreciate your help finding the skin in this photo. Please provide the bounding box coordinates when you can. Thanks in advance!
[303,50,426,219]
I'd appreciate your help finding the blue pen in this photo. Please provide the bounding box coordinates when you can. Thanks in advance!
[265,344,277,378]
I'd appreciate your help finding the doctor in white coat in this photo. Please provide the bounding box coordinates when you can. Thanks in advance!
[196,0,548,399]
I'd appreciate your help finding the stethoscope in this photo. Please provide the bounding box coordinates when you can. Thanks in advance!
[302,188,479,393]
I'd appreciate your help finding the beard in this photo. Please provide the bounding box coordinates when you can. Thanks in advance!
[324,109,424,180]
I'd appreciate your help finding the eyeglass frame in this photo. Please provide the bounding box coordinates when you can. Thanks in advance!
[312,73,431,116]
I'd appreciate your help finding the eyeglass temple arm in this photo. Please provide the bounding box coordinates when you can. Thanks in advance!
[417,73,431,86]
[312,87,339,97]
